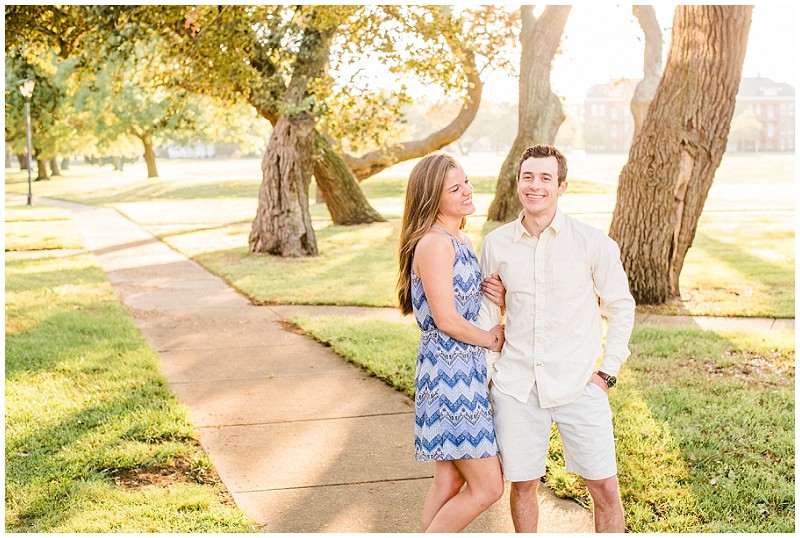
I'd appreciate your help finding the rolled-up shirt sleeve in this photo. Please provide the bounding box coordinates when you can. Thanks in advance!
[592,234,636,376]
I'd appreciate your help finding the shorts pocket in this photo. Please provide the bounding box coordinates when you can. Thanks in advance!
[586,381,608,399]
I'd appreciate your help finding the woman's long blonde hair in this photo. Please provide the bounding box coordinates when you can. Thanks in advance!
[397,152,465,315]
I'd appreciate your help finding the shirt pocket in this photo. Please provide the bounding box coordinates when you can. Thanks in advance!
[551,260,590,299]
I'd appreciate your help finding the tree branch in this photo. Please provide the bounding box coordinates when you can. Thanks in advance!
[339,22,484,181]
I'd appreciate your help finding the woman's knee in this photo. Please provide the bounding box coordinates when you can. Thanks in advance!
[488,476,505,504]
[433,464,465,496]
[473,474,504,508]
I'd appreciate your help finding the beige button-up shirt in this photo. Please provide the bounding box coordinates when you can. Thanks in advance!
[476,209,635,408]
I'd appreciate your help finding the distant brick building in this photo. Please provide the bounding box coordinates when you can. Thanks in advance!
[583,78,638,152]
[582,76,795,152]
[731,77,795,151]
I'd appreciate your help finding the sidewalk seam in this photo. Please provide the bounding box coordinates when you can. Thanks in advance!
[233,475,435,494]
[168,371,357,384]
[195,411,415,430]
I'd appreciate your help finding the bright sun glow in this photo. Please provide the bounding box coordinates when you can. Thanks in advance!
[479,3,797,104]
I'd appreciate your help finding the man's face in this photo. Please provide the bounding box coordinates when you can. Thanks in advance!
[516,156,566,218]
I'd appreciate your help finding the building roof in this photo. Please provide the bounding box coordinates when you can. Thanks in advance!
[737,77,794,97]
[586,78,639,99]
[585,76,794,100]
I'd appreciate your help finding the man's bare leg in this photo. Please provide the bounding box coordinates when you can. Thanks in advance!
[585,475,625,532]
[510,479,540,532]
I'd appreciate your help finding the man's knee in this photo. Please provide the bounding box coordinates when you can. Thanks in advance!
[511,478,540,497]
[585,475,620,505]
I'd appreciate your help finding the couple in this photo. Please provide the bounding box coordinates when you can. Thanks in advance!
[397,145,636,533]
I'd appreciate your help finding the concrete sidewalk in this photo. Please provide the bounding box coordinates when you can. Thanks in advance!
[30,197,593,533]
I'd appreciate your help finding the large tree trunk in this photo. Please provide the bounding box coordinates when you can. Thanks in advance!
[61,157,71,170]
[487,5,571,223]
[313,132,385,224]
[630,6,663,141]
[17,154,27,170]
[250,92,384,227]
[50,157,61,176]
[339,41,484,181]
[142,136,159,178]
[609,6,752,304]
[35,157,49,181]
[249,114,318,256]
[248,9,340,256]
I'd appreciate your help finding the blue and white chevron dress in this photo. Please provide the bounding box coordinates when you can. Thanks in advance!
[412,227,498,461]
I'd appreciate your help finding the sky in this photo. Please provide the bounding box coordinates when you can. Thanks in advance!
[481,3,798,104]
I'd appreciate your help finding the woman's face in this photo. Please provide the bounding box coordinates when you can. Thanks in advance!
[438,163,475,219]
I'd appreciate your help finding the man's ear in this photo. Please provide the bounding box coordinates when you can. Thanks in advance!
[558,181,568,196]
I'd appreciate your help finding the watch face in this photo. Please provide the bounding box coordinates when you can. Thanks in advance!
[606,376,617,388]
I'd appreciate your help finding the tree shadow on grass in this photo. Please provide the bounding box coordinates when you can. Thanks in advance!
[4,261,106,296]
[6,388,199,532]
[692,231,793,294]
[614,325,795,532]
[5,257,150,379]
[6,294,199,530]
[46,179,260,207]
[152,181,260,201]
[543,324,794,531]
[200,221,399,301]
[156,220,253,242]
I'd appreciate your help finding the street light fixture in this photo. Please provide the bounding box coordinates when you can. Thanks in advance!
[18,78,35,206]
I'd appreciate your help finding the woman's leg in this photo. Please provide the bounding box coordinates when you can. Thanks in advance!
[421,461,465,531]
[425,456,504,533]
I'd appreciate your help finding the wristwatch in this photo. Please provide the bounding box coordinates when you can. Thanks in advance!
[596,371,617,389]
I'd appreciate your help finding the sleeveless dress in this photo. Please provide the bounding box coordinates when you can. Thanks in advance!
[412,226,498,461]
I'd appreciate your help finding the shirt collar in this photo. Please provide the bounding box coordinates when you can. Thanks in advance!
[550,208,565,235]
[513,208,565,242]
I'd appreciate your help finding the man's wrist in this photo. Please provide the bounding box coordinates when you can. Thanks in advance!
[596,371,617,389]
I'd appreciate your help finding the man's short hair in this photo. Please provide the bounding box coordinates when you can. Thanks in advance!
[516,145,568,184]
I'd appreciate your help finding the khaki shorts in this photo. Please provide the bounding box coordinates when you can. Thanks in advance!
[491,381,617,481]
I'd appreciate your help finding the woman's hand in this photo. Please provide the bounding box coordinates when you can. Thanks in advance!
[489,324,505,352]
[482,272,506,309]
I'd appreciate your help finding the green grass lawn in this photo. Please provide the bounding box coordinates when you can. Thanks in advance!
[4,206,258,532]
[4,201,85,251]
[289,314,795,533]
[5,152,792,317]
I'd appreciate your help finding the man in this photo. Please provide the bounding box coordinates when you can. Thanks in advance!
[477,144,635,532]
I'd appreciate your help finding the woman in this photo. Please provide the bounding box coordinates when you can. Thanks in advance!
[397,152,506,532]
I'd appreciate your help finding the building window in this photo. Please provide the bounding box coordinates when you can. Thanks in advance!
[767,124,775,138]
[767,105,775,119]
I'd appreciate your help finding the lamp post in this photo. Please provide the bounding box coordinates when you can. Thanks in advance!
[18,79,35,206]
